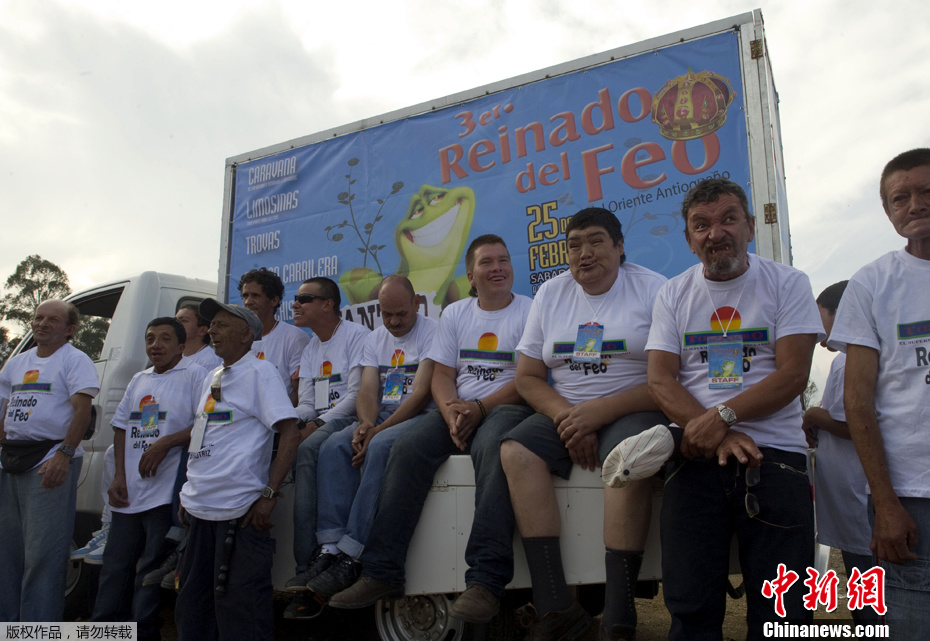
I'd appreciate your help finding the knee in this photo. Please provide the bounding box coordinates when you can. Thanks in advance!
[500,440,542,477]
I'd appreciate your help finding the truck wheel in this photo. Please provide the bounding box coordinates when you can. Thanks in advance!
[64,513,102,620]
[375,594,472,641]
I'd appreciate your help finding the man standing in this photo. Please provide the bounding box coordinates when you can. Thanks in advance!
[286,275,437,618]
[92,318,206,640]
[0,300,99,621]
[174,300,299,641]
[239,267,309,402]
[829,148,930,638]
[501,208,667,640]
[331,235,533,619]
[287,276,370,610]
[609,178,822,639]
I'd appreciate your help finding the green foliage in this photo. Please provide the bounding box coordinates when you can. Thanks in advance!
[0,254,71,334]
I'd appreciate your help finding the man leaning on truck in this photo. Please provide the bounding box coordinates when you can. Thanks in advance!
[0,300,100,622]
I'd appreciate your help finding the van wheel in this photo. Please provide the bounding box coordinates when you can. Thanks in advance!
[375,594,472,641]
[64,513,102,620]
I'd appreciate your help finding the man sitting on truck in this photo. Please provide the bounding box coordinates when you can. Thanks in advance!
[500,208,667,641]
[287,276,370,616]
[239,267,309,403]
[175,299,299,641]
[91,317,206,640]
[0,300,99,622]
[287,275,437,618]
[603,178,821,639]
[330,234,533,621]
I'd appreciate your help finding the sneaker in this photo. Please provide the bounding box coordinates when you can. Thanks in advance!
[84,540,106,565]
[329,575,404,609]
[283,592,325,620]
[285,548,338,592]
[142,549,179,587]
[450,584,500,623]
[598,622,635,641]
[70,523,110,561]
[601,424,674,488]
[516,601,594,641]
[307,553,362,597]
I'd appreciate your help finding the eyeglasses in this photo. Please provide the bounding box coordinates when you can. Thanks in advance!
[743,464,802,529]
[294,294,323,304]
[210,367,229,402]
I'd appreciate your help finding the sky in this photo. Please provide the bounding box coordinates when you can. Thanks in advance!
[2,0,929,390]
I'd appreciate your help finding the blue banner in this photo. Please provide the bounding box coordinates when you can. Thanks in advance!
[230,32,750,326]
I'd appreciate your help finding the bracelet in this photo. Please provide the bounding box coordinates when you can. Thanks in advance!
[474,398,487,419]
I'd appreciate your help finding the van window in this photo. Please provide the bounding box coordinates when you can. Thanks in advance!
[70,289,122,361]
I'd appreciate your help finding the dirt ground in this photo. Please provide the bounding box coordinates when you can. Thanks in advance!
[152,548,848,640]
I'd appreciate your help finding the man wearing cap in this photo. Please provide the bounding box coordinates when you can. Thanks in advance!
[0,300,99,622]
[174,299,299,641]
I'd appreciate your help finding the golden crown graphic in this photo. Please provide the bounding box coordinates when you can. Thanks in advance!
[651,69,736,141]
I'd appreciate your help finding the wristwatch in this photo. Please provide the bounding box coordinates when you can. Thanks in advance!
[261,486,281,499]
[716,404,737,427]
[57,444,76,458]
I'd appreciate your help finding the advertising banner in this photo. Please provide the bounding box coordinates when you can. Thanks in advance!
[229,31,750,327]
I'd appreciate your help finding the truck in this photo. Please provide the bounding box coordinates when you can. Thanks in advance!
[219,9,824,641]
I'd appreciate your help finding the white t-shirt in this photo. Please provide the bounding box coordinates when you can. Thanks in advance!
[181,356,297,520]
[828,248,930,498]
[647,255,824,453]
[186,345,223,371]
[813,353,871,555]
[111,358,207,514]
[517,265,666,405]
[0,343,99,468]
[429,295,533,400]
[250,320,310,396]
[297,320,371,422]
[361,314,439,413]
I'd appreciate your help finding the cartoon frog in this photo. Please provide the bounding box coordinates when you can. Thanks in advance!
[712,359,737,378]
[340,184,475,306]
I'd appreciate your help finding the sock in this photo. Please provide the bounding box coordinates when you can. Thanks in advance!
[523,536,573,616]
[602,548,643,633]
[321,543,340,556]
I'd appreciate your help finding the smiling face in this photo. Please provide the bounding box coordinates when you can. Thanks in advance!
[208,310,252,364]
[396,185,474,264]
[466,243,513,301]
[145,324,184,373]
[883,165,930,248]
[684,193,755,281]
[32,301,75,352]
[291,281,332,329]
[567,225,624,295]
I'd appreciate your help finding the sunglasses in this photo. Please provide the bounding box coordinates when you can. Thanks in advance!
[210,367,229,402]
[294,293,324,304]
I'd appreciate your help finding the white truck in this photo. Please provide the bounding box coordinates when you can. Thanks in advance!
[218,9,824,641]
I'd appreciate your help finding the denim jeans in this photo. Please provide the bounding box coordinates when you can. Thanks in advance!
[92,506,173,641]
[175,515,275,641]
[661,448,814,641]
[292,417,354,572]
[316,414,419,559]
[0,456,81,622]
[361,404,533,595]
[869,496,930,639]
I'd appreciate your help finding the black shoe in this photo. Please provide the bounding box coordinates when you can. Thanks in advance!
[285,548,338,592]
[308,553,362,597]
[142,549,179,587]
[283,592,325,620]
[516,601,594,641]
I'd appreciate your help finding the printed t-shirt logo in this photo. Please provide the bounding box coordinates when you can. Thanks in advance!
[459,333,515,363]
[391,350,406,367]
[255,352,266,360]
[898,320,930,342]
[12,369,51,393]
[710,306,741,332]
[23,370,40,383]
[320,361,333,377]
[682,306,769,349]
[129,395,167,423]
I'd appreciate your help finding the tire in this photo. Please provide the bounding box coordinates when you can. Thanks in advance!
[64,512,102,620]
[375,593,473,641]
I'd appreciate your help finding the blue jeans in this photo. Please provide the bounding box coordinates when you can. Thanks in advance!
[661,449,814,641]
[316,415,419,558]
[292,417,354,572]
[175,515,275,641]
[0,456,81,622]
[361,404,533,595]
[92,506,173,641]
[869,496,930,639]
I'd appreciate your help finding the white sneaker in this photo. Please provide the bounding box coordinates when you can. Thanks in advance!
[70,522,110,561]
[84,541,106,565]
[602,424,674,488]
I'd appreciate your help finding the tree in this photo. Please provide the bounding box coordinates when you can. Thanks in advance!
[802,379,819,411]
[0,255,72,334]
[0,326,18,366]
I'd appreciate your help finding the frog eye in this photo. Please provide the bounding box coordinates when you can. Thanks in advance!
[429,194,445,206]
[410,206,424,220]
